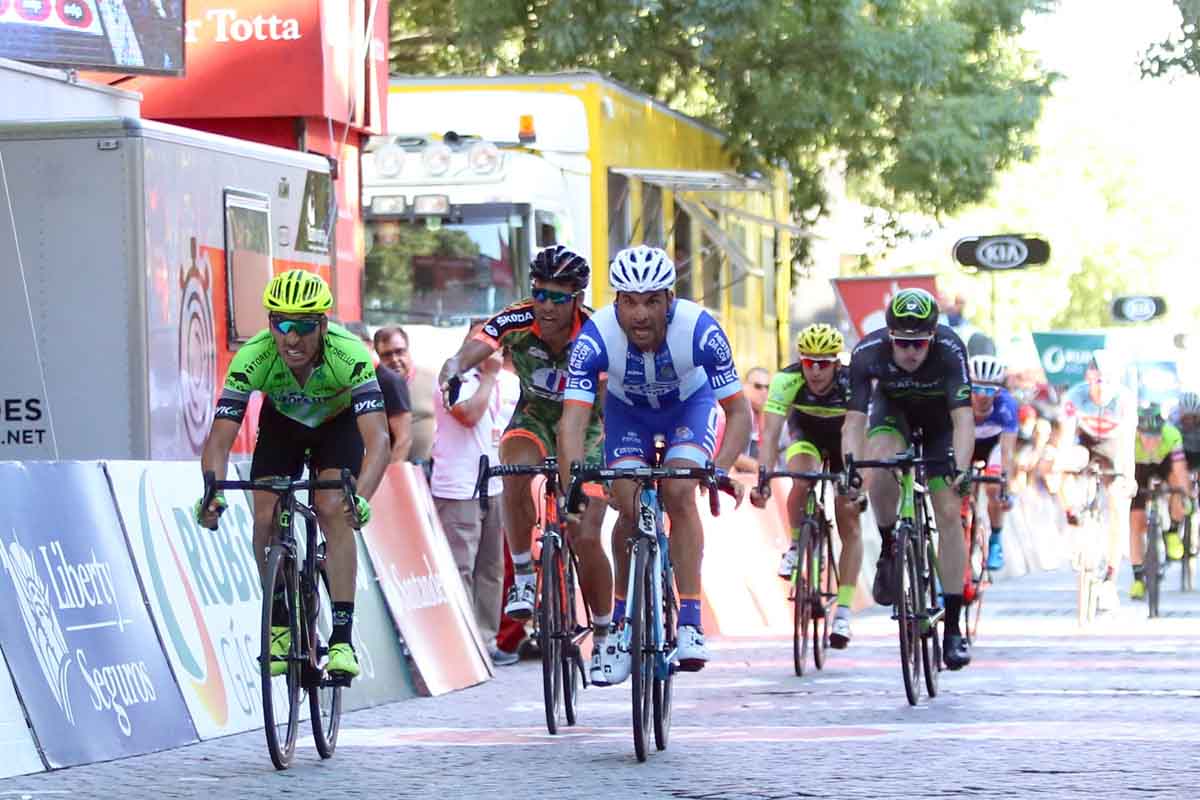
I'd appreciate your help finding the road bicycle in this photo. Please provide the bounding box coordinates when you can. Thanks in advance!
[567,455,726,762]
[202,464,357,770]
[476,455,590,734]
[846,440,949,706]
[1136,477,1188,618]
[755,465,842,676]
[1064,463,1123,626]
[961,467,1006,644]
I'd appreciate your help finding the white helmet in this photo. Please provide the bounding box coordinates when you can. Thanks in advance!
[969,354,1006,386]
[610,245,676,293]
[1180,391,1200,415]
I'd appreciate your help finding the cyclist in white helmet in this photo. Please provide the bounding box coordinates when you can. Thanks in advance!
[559,245,751,684]
[968,355,1019,572]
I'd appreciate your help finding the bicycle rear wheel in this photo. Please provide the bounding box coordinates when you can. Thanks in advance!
[792,524,815,677]
[629,539,652,762]
[562,549,583,727]
[653,557,676,751]
[897,530,922,706]
[539,536,564,734]
[261,545,302,770]
[812,519,835,670]
[309,550,342,759]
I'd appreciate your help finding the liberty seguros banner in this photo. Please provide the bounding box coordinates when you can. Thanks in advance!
[0,461,196,768]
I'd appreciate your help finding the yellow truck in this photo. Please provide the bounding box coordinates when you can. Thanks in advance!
[361,72,797,456]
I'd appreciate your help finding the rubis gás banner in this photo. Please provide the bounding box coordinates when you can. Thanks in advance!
[1031,332,1107,389]
[0,461,196,768]
[831,275,939,339]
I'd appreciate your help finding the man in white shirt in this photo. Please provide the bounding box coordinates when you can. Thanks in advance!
[430,323,520,663]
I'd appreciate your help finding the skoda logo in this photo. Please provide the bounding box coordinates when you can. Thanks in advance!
[1119,296,1157,323]
[975,237,1028,270]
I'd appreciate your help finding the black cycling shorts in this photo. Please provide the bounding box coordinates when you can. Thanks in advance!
[1187,450,1200,472]
[972,434,1000,466]
[1132,459,1172,511]
[250,401,364,480]
[1076,431,1119,471]
[866,388,956,479]
[785,412,845,472]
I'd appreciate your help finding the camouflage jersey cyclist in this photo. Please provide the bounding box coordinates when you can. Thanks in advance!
[195,270,391,680]
[749,323,864,649]
[437,246,613,683]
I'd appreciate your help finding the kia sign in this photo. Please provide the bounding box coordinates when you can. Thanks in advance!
[1111,295,1166,323]
[953,235,1050,271]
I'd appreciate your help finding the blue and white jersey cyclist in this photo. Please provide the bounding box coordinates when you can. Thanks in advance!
[969,355,1020,572]
[558,245,752,686]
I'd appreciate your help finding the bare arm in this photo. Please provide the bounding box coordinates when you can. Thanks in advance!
[714,392,752,471]
[438,338,496,390]
[387,412,413,463]
[200,418,241,482]
[558,401,594,491]
[757,411,787,473]
[950,405,976,476]
[841,410,867,465]
[354,410,391,500]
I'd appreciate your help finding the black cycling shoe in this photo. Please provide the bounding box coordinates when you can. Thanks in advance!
[871,555,897,606]
[943,632,971,671]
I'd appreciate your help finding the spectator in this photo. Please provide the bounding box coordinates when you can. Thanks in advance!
[734,366,770,473]
[430,322,519,665]
[376,325,434,461]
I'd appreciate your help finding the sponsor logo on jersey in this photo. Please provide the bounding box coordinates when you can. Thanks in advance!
[699,324,733,365]
[492,308,535,330]
[956,386,970,401]
[228,371,251,389]
[527,346,550,361]
[349,361,370,382]
[674,426,693,441]
[354,398,385,414]
[614,447,644,458]
[569,335,600,373]
[529,368,568,399]
[483,324,500,339]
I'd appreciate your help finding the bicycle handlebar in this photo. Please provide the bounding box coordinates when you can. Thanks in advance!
[201,468,358,526]
[843,452,956,490]
[474,455,560,512]
[565,462,728,517]
[756,465,849,498]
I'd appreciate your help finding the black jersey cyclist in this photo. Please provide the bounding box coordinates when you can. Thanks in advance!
[750,323,863,649]
[841,288,976,670]
[195,270,390,679]
[1171,391,1200,472]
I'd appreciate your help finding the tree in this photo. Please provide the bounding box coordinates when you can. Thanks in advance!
[389,0,1056,268]
[1141,1,1200,77]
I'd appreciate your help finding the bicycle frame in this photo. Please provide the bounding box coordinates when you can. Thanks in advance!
[625,481,675,680]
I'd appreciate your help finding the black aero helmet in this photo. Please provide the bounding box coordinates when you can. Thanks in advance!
[1137,402,1165,434]
[530,245,590,290]
[885,288,939,334]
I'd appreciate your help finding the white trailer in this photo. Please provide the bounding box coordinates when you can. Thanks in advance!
[0,117,334,460]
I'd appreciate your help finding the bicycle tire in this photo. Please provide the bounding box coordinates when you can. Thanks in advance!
[1183,514,1195,593]
[897,530,922,706]
[792,525,815,677]
[562,549,582,727]
[921,535,941,698]
[812,518,835,670]
[1145,510,1160,619]
[652,551,675,751]
[629,538,652,762]
[309,552,342,759]
[963,493,985,644]
[261,545,301,770]
[540,536,564,734]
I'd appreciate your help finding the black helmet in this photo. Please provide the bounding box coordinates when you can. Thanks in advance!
[1137,403,1165,434]
[885,288,939,335]
[530,245,590,290]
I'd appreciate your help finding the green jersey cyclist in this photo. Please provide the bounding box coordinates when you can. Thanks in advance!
[749,322,863,649]
[1129,402,1189,598]
[195,270,390,679]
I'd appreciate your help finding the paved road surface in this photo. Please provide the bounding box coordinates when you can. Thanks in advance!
[3,564,1199,799]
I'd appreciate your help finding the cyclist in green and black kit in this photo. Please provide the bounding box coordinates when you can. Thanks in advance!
[195,270,390,679]
[438,246,612,683]
[750,323,863,648]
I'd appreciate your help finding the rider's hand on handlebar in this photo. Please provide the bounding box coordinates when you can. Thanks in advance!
[749,484,770,509]
[345,495,371,529]
[952,471,973,498]
[715,471,744,509]
[193,493,227,531]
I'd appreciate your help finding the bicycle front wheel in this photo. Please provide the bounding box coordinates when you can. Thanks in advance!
[562,549,583,727]
[1183,514,1195,593]
[629,539,652,762]
[897,531,922,706]
[310,552,342,759]
[653,557,676,751]
[261,545,302,770]
[540,536,564,734]
[1145,515,1161,619]
[813,519,836,670]
[792,525,815,677]
[921,535,941,699]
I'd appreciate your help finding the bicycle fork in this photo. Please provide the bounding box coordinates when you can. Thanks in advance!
[618,491,674,680]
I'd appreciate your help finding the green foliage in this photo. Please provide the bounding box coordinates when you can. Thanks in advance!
[364,223,481,321]
[1141,1,1200,77]
[389,0,1056,273]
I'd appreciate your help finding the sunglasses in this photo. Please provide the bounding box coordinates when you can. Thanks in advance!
[801,357,837,370]
[891,336,932,351]
[531,287,577,305]
[750,381,770,390]
[271,318,321,336]
[973,385,1000,397]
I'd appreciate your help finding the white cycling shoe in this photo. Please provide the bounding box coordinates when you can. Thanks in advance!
[676,624,709,672]
[830,616,852,649]
[504,580,536,620]
[592,635,631,686]
[778,546,799,578]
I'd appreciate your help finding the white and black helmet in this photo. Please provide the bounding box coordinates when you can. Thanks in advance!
[1180,391,1200,415]
[609,245,676,293]
[969,355,1007,386]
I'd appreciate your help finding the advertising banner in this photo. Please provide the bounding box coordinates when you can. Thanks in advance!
[106,460,296,739]
[0,649,45,777]
[362,463,492,696]
[831,274,939,339]
[1031,331,1107,388]
[0,461,196,768]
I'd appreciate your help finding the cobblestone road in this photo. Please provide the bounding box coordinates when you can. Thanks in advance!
[4,564,1199,799]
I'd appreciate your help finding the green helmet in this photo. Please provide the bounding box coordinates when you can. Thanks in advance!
[885,288,939,334]
[1137,403,1164,434]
